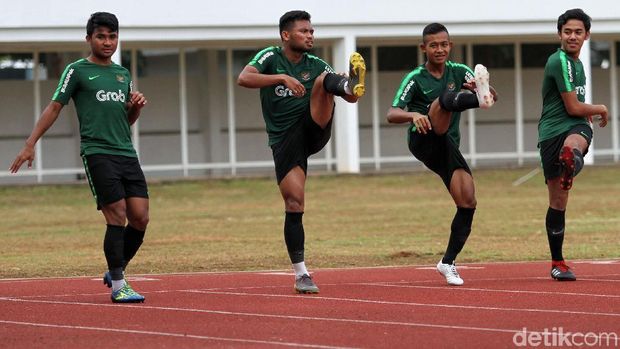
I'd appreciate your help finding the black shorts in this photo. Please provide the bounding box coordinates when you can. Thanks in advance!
[82,153,149,209]
[408,130,471,189]
[539,124,593,181]
[271,111,333,184]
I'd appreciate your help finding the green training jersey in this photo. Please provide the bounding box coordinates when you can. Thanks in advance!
[52,58,136,157]
[392,61,474,146]
[538,48,589,143]
[248,46,334,146]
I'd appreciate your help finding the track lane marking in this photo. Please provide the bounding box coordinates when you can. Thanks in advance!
[181,290,620,318]
[0,299,615,341]
[0,320,352,348]
[358,282,620,298]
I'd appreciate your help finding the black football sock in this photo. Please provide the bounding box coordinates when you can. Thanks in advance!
[284,211,305,264]
[438,91,479,112]
[123,225,145,269]
[104,224,125,280]
[546,207,565,261]
[442,207,475,264]
[322,73,348,96]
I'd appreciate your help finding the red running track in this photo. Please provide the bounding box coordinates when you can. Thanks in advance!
[1,260,619,348]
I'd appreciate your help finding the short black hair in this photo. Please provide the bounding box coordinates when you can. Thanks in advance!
[86,12,119,36]
[422,23,449,42]
[279,10,311,39]
[557,9,591,32]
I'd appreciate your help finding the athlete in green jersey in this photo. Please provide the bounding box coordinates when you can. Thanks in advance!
[52,58,136,157]
[387,23,497,286]
[10,12,149,303]
[238,10,366,294]
[537,9,608,281]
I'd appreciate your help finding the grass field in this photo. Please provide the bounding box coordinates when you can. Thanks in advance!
[1,165,619,279]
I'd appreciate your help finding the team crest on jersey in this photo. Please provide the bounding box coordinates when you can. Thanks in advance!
[447,82,456,91]
[300,71,311,81]
[116,75,125,83]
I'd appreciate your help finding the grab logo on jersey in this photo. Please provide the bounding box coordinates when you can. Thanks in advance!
[96,89,126,102]
[275,85,293,97]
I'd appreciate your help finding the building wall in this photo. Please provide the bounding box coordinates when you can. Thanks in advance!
[1,47,617,183]
[1,2,619,183]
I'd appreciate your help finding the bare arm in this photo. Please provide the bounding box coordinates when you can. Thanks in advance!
[560,91,608,127]
[386,107,432,134]
[127,91,147,126]
[9,101,63,173]
[238,65,284,88]
[237,65,307,97]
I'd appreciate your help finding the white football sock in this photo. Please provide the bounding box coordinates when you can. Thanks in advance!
[292,262,309,278]
[343,81,352,95]
[111,279,126,292]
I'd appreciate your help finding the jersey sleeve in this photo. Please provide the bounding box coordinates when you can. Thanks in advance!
[547,55,575,93]
[391,72,416,109]
[51,63,79,105]
[462,65,475,83]
[248,47,277,74]
[315,57,335,74]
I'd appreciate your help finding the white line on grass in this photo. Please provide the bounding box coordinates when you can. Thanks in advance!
[0,320,352,349]
[512,168,540,186]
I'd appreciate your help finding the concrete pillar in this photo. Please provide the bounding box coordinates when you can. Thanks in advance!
[581,39,594,165]
[332,35,360,173]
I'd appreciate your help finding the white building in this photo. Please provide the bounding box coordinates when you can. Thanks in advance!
[1,1,619,183]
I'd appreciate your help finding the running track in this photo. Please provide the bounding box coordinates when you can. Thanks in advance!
[1,260,619,348]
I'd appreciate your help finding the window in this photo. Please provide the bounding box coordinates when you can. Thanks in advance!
[356,46,418,72]
[590,41,610,69]
[0,53,33,80]
[121,50,147,77]
[378,46,417,71]
[473,44,514,68]
[522,44,559,68]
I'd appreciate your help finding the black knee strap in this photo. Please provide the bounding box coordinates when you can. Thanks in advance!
[322,73,347,96]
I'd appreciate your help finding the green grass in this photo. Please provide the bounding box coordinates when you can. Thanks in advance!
[1,165,619,278]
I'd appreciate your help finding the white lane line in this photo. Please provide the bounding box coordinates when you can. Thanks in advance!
[358,283,620,298]
[0,300,614,341]
[0,320,352,349]
[415,266,485,270]
[0,297,612,342]
[89,276,160,282]
[182,290,620,318]
[5,272,620,300]
[577,278,620,283]
[1,258,617,283]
